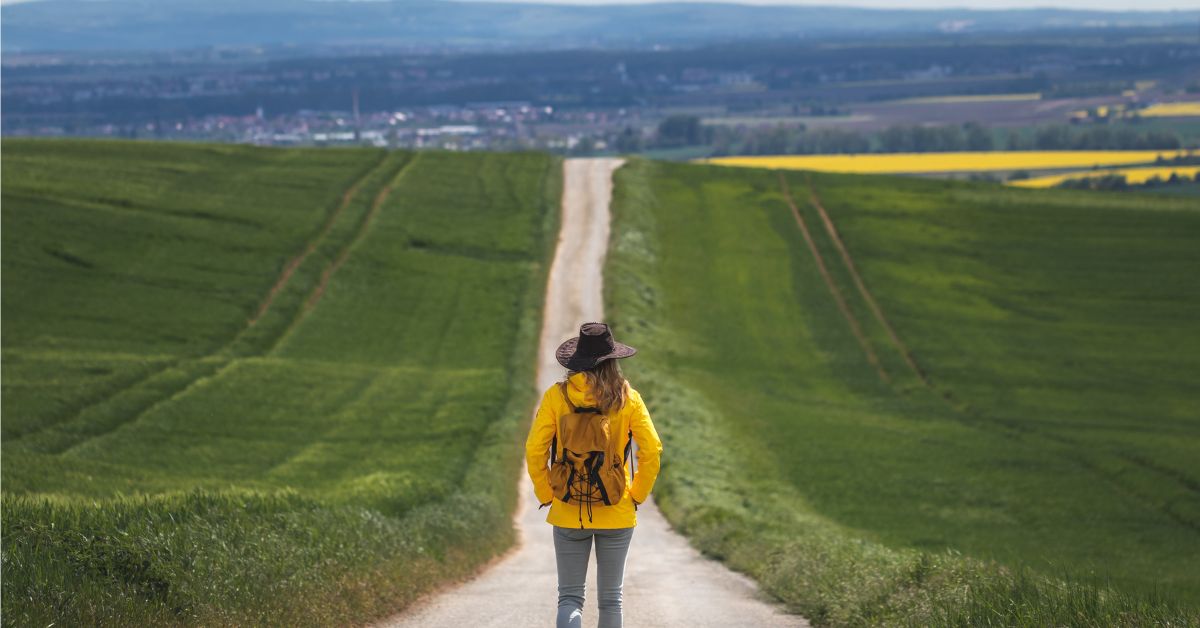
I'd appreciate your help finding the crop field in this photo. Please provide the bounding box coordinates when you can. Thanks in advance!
[605,159,1200,624]
[1,139,560,625]
[1140,102,1200,118]
[704,150,1190,174]
[1009,165,1200,188]
[883,93,1043,105]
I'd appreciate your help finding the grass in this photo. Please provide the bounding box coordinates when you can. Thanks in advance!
[1,139,561,625]
[604,158,1200,625]
[702,150,1193,174]
[1137,181,1200,197]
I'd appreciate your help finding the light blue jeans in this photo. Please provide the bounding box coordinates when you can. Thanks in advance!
[552,525,635,628]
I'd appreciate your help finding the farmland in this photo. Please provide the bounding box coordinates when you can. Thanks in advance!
[1141,103,1200,118]
[704,149,1190,174]
[1,139,560,625]
[1010,165,1200,188]
[881,93,1043,106]
[605,159,1200,624]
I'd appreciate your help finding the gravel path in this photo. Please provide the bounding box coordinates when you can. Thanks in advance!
[379,158,808,628]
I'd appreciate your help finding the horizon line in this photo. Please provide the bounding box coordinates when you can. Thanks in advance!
[3,0,1199,10]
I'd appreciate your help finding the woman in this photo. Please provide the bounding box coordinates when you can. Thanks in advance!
[525,322,663,628]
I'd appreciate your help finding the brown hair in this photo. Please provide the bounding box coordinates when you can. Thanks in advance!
[575,358,627,414]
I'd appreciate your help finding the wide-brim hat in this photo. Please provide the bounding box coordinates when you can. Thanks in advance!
[556,322,637,371]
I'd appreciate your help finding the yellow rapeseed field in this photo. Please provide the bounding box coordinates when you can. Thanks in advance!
[1137,102,1200,118]
[1008,165,1200,188]
[704,150,1188,174]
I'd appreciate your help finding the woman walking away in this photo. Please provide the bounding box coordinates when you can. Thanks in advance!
[525,322,663,628]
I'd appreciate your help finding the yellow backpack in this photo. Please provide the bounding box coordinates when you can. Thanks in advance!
[547,381,636,527]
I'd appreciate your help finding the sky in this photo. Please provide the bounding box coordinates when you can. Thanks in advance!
[488,0,1200,7]
[0,0,1194,9]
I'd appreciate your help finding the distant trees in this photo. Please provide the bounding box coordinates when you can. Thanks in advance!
[964,122,994,151]
[880,123,971,152]
[737,125,800,155]
[1058,174,1128,190]
[706,124,868,155]
[1014,125,1180,151]
[655,117,1183,156]
[656,115,707,147]
[1033,125,1072,150]
[1004,132,1033,151]
[872,122,993,152]
[1056,171,1198,192]
[570,136,596,155]
[795,128,870,154]
[614,126,643,153]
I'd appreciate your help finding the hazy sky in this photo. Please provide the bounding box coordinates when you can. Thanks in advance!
[0,0,1194,9]
[481,0,1200,7]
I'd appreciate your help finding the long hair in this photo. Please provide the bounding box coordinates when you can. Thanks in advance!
[575,358,627,414]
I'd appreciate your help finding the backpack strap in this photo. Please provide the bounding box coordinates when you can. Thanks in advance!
[624,429,635,482]
[559,381,577,413]
[550,381,576,465]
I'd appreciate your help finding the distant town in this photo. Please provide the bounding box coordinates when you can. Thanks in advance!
[4,27,1198,155]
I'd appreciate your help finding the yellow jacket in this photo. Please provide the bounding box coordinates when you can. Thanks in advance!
[525,372,662,529]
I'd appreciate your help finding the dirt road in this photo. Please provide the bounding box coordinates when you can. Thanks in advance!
[380,158,807,628]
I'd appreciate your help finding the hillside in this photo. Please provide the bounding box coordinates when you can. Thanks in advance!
[1,139,560,625]
[5,139,1199,626]
[604,159,1200,623]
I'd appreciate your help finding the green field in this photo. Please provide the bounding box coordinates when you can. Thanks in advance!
[605,159,1200,624]
[1,139,560,625]
[6,138,1200,626]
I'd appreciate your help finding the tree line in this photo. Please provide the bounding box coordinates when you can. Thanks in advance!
[637,115,1185,155]
[1057,170,1199,191]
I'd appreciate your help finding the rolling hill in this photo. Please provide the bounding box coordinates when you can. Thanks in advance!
[1,138,560,625]
[605,158,1200,624]
[5,139,1199,626]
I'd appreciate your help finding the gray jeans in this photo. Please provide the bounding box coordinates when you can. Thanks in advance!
[552,525,635,628]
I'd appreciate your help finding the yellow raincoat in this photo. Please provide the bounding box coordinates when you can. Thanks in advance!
[525,372,662,529]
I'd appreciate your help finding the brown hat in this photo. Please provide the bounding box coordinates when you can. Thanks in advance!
[555,322,637,371]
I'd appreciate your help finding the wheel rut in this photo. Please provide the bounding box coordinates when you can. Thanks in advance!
[28,152,405,455]
[779,173,890,384]
[804,175,928,385]
[249,152,390,326]
[793,173,1200,536]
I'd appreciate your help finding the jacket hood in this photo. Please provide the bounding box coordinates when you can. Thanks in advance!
[565,372,600,408]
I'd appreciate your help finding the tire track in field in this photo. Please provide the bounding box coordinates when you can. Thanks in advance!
[800,176,1200,533]
[270,153,418,352]
[779,173,891,384]
[304,154,413,311]
[248,152,390,326]
[34,154,399,455]
[804,175,929,386]
[13,155,392,450]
